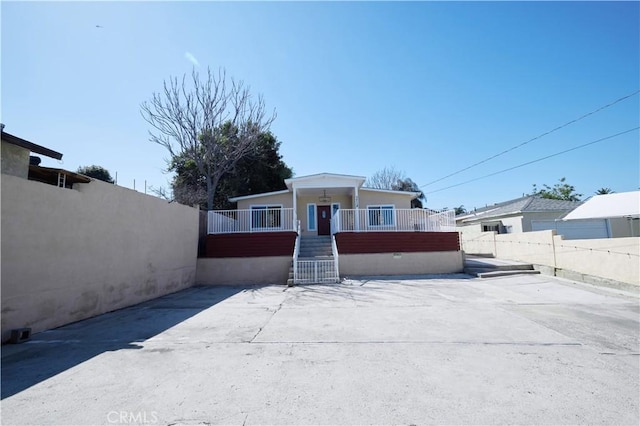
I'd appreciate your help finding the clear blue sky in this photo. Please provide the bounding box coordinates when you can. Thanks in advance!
[2,1,638,211]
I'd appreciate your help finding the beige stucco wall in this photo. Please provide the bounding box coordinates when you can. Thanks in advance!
[358,189,413,209]
[339,251,463,276]
[495,230,557,266]
[1,141,29,179]
[554,236,639,285]
[458,227,497,256]
[297,194,353,235]
[234,189,414,236]
[196,256,290,285]
[459,228,639,286]
[1,175,199,342]
[236,192,293,210]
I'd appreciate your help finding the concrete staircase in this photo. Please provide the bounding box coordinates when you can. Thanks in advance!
[464,255,540,278]
[298,236,333,258]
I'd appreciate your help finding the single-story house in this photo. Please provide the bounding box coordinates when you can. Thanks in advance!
[199,173,462,285]
[456,195,582,234]
[1,126,90,188]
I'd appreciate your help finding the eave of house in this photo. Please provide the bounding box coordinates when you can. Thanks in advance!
[28,165,91,186]
[1,131,63,160]
[228,189,291,203]
[360,187,420,200]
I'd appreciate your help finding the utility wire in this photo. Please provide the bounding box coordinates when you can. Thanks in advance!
[421,89,640,188]
[424,127,639,195]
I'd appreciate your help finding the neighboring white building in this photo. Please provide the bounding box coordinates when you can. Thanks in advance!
[458,192,640,240]
[555,191,640,238]
[456,195,582,234]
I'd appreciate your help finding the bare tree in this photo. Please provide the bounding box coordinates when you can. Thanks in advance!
[366,167,426,208]
[366,166,406,190]
[141,68,276,210]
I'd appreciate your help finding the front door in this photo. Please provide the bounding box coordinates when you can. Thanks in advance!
[317,206,331,235]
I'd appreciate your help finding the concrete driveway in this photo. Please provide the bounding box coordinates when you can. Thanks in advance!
[2,273,639,425]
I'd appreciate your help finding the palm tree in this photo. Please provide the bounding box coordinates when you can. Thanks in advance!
[595,188,614,195]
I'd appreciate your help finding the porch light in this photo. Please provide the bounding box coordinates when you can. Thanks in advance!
[318,190,331,204]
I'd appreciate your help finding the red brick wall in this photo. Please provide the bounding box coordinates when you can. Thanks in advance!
[335,232,460,254]
[205,232,297,258]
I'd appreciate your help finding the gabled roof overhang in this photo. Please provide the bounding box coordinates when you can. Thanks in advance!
[284,173,367,191]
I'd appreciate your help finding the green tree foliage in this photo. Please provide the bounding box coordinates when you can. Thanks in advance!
[531,177,582,201]
[77,165,115,184]
[454,205,467,215]
[440,205,467,215]
[391,178,426,209]
[171,130,292,210]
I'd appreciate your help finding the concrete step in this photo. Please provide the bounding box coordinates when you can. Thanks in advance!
[476,270,540,278]
[464,261,534,272]
[300,248,333,255]
[298,256,334,261]
[464,255,538,279]
[463,265,535,275]
[299,251,333,257]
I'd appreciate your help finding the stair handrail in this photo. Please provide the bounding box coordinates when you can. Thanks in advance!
[331,234,339,282]
[292,220,301,284]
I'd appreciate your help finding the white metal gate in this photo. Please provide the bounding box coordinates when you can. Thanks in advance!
[295,260,338,284]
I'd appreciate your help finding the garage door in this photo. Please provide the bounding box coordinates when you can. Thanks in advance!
[531,219,609,239]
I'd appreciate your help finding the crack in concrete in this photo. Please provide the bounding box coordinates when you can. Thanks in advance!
[248,303,284,343]
[242,340,583,346]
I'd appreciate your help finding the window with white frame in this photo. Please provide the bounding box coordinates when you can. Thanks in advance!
[367,205,395,227]
[307,203,316,231]
[251,205,282,229]
[331,202,340,217]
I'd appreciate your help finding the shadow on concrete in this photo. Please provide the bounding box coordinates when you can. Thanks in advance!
[292,275,478,306]
[1,285,248,399]
[341,273,476,283]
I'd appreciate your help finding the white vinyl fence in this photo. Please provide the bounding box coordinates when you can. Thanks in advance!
[332,208,456,233]
[208,208,295,234]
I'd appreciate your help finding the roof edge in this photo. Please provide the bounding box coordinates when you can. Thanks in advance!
[360,187,420,199]
[1,131,63,160]
[228,189,290,202]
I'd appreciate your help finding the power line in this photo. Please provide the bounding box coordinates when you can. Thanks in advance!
[421,89,640,188]
[424,127,639,195]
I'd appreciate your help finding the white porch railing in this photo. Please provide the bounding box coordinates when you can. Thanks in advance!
[208,208,295,234]
[332,208,456,233]
[292,220,301,285]
[331,234,339,282]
